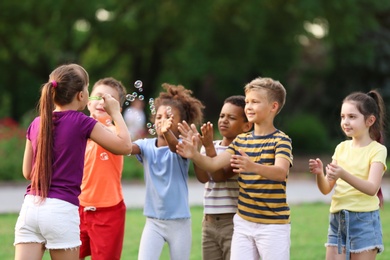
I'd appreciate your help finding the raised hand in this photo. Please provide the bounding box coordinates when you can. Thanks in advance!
[178,121,196,140]
[176,134,199,159]
[230,149,254,173]
[199,122,214,147]
[161,113,174,134]
[308,158,324,175]
[102,93,120,116]
[325,163,344,181]
[178,121,202,150]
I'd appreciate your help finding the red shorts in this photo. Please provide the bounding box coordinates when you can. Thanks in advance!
[79,200,126,260]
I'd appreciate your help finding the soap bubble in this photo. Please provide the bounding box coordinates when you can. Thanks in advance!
[148,128,156,135]
[134,80,143,89]
[146,123,152,128]
[132,92,138,97]
[138,95,144,101]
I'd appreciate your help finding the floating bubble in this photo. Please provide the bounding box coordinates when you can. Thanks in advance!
[128,95,135,102]
[151,109,156,115]
[149,98,154,105]
[125,101,129,106]
[138,95,144,101]
[132,92,138,97]
[125,94,132,100]
[138,88,143,92]
[146,123,152,128]
[134,80,143,89]
[148,128,156,135]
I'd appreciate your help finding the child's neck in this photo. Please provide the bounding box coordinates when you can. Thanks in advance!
[351,135,374,148]
[156,135,168,147]
[221,138,233,147]
[253,124,276,136]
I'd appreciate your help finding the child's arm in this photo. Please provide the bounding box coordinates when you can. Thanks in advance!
[179,121,210,183]
[199,122,236,182]
[326,161,384,196]
[230,150,289,182]
[22,140,33,180]
[179,121,235,182]
[161,114,179,152]
[309,158,335,195]
[90,93,132,155]
[176,133,231,173]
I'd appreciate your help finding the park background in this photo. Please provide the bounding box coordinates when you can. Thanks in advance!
[1,1,390,259]
[1,0,390,179]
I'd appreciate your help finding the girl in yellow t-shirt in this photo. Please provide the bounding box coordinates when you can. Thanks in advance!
[309,90,387,260]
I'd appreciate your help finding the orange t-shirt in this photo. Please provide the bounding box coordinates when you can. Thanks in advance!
[79,139,124,207]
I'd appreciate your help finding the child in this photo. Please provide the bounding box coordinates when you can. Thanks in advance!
[78,77,128,260]
[309,90,387,260]
[179,95,252,260]
[177,77,293,260]
[14,64,132,260]
[130,83,204,260]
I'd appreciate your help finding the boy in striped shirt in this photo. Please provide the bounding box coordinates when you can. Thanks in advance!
[181,95,252,260]
[177,77,293,260]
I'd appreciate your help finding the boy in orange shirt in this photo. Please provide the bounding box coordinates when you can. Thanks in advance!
[78,77,129,260]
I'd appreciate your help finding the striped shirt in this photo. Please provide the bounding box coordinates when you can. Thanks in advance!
[226,130,293,224]
[202,141,239,214]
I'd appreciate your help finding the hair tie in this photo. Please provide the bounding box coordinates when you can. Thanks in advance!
[51,80,57,88]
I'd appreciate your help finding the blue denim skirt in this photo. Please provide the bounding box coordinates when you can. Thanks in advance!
[326,209,383,259]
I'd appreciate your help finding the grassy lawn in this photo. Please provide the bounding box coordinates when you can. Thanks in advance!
[1,203,390,259]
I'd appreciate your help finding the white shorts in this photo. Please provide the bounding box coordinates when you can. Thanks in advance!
[231,214,291,260]
[14,195,81,249]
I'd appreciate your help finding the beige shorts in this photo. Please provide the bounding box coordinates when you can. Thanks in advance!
[14,195,81,249]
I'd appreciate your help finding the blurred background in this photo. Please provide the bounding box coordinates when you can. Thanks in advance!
[1,0,390,179]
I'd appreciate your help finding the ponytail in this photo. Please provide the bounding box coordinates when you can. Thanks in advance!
[31,82,56,200]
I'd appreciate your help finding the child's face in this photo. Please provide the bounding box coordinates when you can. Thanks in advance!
[154,105,181,137]
[340,101,372,139]
[244,89,277,124]
[218,103,248,139]
[88,84,121,120]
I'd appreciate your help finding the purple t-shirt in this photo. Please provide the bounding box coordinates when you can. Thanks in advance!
[26,110,97,206]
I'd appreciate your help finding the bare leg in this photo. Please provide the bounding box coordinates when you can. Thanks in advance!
[351,250,377,260]
[326,246,346,260]
[15,243,45,260]
[49,247,80,260]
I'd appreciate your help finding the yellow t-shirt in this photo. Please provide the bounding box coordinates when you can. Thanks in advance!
[79,139,124,208]
[330,140,387,213]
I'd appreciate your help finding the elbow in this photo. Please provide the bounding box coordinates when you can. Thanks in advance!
[197,178,208,184]
[122,145,132,155]
[114,143,132,155]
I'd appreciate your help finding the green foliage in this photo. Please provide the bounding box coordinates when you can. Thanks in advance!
[283,113,334,154]
[0,93,10,118]
[1,1,390,158]
[122,156,144,179]
[0,123,25,181]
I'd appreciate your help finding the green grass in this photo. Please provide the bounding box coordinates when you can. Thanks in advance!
[1,204,390,259]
